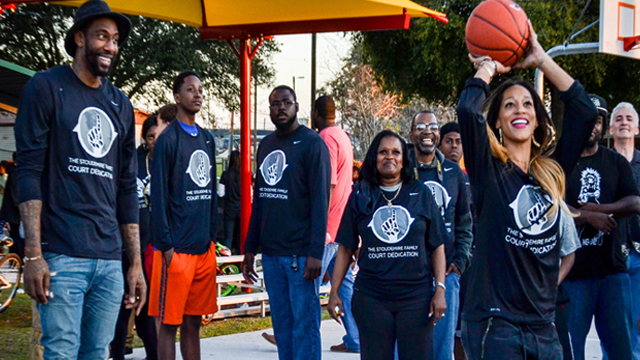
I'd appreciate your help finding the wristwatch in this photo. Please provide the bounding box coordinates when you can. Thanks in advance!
[436,281,446,291]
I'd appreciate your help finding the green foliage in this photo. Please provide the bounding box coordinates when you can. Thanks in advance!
[0,3,278,111]
[361,0,640,110]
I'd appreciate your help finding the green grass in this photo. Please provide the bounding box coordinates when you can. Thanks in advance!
[0,291,33,360]
[1,289,332,358]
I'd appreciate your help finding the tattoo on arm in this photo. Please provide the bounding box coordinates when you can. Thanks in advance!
[19,200,42,255]
[120,224,141,265]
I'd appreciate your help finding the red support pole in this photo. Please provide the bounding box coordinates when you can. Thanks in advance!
[239,39,252,254]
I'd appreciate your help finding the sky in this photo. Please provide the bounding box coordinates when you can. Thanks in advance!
[215,32,353,131]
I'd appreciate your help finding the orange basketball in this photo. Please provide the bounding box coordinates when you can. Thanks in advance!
[465,0,530,67]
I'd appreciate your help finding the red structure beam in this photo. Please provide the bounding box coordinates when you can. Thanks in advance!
[201,14,411,39]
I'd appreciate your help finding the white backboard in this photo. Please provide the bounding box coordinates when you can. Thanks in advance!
[600,0,640,59]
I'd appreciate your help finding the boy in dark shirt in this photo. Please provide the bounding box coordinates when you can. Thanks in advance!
[243,85,331,360]
[564,95,640,360]
[14,2,145,358]
[149,72,218,360]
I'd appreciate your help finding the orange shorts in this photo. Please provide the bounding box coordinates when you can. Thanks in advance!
[149,243,218,325]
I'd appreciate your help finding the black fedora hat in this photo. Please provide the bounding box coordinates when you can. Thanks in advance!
[64,0,132,57]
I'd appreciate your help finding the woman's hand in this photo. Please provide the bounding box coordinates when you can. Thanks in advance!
[430,287,447,325]
[514,21,550,70]
[468,54,511,74]
[328,292,344,325]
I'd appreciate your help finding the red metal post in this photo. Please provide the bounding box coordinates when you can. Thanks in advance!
[239,39,252,253]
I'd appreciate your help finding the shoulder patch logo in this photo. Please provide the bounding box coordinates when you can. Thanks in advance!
[424,181,452,218]
[186,149,212,187]
[260,149,288,186]
[73,107,118,158]
[509,185,558,235]
[368,205,415,244]
[578,167,601,204]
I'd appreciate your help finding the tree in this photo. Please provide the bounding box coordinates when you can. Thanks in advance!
[0,3,278,113]
[360,1,640,112]
[324,45,458,158]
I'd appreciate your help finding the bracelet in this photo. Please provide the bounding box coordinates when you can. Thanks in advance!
[23,255,42,263]
[436,281,446,291]
[479,60,497,79]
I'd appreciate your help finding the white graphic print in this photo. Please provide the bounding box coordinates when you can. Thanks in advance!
[260,150,288,186]
[578,168,601,204]
[368,205,415,244]
[424,181,451,218]
[137,175,151,208]
[509,185,558,236]
[73,107,118,158]
[186,150,212,187]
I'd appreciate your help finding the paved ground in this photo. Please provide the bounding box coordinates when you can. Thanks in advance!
[130,319,605,359]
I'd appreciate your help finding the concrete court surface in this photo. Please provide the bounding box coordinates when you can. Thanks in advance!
[129,319,604,359]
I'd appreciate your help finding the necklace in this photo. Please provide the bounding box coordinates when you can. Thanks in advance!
[380,183,402,207]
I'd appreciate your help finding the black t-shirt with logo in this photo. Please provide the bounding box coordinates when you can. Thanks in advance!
[151,120,218,255]
[408,148,473,273]
[336,180,446,300]
[137,146,151,251]
[15,66,138,260]
[245,125,331,260]
[566,146,639,279]
[457,78,598,325]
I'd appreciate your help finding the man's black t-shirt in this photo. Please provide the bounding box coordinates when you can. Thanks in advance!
[151,120,218,255]
[408,148,473,273]
[245,125,331,260]
[220,168,240,219]
[336,180,446,300]
[15,66,138,260]
[137,146,151,251]
[457,78,597,325]
[566,146,640,279]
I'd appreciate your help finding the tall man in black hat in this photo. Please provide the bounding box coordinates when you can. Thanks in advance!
[14,1,146,358]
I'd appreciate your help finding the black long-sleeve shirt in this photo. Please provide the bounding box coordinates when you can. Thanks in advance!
[14,65,138,260]
[457,78,597,325]
[150,120,218,254]
[408,147,473,273]
[245,125,331,260]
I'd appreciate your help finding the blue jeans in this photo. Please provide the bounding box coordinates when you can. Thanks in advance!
[263,254,322,360]
[628,250,640,360]
[38,252,124,360]
[321,242,360,351]
[433,272,461,360]
[461,318,562,360]
[563,273,633,360]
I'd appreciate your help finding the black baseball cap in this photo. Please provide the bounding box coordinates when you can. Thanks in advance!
[588,94,609,117]
[64,0,132,57]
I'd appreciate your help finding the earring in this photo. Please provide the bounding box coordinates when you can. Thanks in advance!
[498,128,504,145]
[532,136,541,147]
[546,123,557,147]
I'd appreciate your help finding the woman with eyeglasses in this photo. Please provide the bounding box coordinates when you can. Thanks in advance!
[456,23,597,360]
[328,130,447,360]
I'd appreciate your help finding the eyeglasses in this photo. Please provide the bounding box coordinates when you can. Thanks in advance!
[270,100,295,108]
[414,123,439,133]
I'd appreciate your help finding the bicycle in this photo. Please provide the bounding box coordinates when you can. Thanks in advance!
[0,234,22,313]
[201,243,241,325]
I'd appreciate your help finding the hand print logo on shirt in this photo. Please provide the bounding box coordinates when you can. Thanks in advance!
[186,149,212,187]
[509,185,558,236]
[424,181,451,218]
[368,205,415,244]
[260,150,288,186]
[578,168,601,204]
[73,107,118,158]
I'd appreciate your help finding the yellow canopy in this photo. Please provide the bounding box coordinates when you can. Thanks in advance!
[45,0,446,38]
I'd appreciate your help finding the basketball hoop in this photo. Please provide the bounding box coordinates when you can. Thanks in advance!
[623,35,640,51]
